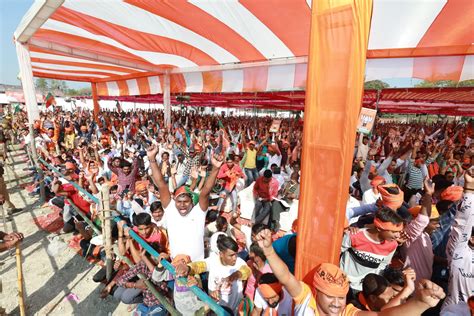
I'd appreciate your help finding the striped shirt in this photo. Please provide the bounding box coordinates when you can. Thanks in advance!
[406,157,434,190]
[340,229,397,291]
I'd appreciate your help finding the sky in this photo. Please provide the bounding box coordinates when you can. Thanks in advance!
[0,0,87,89]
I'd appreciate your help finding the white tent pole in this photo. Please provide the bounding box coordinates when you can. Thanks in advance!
[15,41,45,203]
[163,72,171,129]
[15,42,40,123]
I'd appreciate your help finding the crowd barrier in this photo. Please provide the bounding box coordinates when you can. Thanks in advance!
[37,157,229,316]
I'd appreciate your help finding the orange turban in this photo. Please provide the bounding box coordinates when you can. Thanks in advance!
[135,181,148,193]
[258,283,283,299]
[370,176,385,188]
[313,263,349,297]
[440,186,463,202]
[373,218,404,232]
[65,162,75,170]
[408,205,439,219]
[172,254,191,266]
[378,184,404,210]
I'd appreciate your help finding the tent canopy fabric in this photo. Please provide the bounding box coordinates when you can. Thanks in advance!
[95,87,474,116]
[15,0,474,97]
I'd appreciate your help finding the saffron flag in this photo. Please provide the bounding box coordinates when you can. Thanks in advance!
[44,92,56,108]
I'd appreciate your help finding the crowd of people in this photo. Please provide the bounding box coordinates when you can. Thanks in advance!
[1,106,473,315]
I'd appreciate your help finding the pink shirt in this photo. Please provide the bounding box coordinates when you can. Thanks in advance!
[244,262,272,300]
[401,214,433,283]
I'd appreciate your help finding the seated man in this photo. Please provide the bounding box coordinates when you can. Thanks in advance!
[253,170,279,226]
[271,171,300,231]
[175,235,251,314]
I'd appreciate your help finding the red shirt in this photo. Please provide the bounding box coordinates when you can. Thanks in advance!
[253,177,279,201]
[132,226,169,254]
[61,184,91,214]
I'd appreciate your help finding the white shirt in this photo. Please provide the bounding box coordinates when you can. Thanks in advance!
[442,192,474,310]
[162,200,207,261]
[267,153,282,168]
[362,189,380,205]
[205,256,247,313]
[254,288,293,315]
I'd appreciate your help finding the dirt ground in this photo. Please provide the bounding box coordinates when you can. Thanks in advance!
[0,145,129,315]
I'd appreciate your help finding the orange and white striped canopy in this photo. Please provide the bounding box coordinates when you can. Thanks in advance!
[16,0,474,97]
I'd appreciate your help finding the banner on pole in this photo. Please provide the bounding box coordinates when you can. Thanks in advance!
[269,119,282,133]
[357,108,377,134]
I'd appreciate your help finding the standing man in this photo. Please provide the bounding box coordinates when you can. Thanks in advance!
[147,144,223,261]
[243,140,259,187]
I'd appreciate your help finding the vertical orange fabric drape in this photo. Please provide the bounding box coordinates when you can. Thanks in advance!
[295,0,373,283]
[91,82,100,121]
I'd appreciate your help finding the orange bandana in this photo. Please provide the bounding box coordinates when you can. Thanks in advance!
[440,186,463,202]
[373,218,403,232]
[258,283,283,299]
[378,184,404,210]
[313,263,349,297]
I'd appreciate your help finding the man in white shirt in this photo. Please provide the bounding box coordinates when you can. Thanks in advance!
[267,143,282,168]
[362,176,385,205]
[176,235,251,314]
[147,144,223,261]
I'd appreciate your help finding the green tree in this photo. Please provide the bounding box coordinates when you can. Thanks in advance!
[414,80,457,88]
[49,79,68,93]
[364,80,390,90]
[457,79,474,87]
[36,78,49,93]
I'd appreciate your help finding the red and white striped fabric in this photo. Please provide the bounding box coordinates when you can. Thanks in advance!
[19,0,473,96]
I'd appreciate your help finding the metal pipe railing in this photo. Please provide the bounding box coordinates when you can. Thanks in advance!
[38,158,228,316]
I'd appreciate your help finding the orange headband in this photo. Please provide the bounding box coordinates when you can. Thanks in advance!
[258,283,283,299]
[373,218,403,232]
[313,263,349,297]
[378,184,404,210]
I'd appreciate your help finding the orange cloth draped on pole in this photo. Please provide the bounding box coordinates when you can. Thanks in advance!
[91,82,100,121]
[295,0,373,283]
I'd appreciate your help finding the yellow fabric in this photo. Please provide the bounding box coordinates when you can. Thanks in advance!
[295,0,374,282]
[188,261,207,275]
[244,148,257,169]
[238,264,252,281]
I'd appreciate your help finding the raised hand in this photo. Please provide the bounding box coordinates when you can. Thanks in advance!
[146,144,159,161]
[255,229,273,252]
[403,268,416,292]
[415,279,446,308]
[423,177,435,195]
[211,154,224,169]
